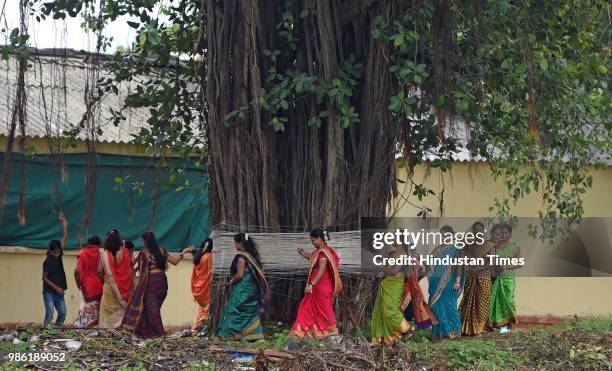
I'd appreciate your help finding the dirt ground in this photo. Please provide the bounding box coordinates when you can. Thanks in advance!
[1,318,610,370]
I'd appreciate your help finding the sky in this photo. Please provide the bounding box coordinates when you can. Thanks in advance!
[1,0,137,52]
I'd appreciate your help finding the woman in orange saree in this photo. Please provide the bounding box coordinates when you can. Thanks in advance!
[290,228,342,339]
[97,229,133,329]
[182,238,213,333]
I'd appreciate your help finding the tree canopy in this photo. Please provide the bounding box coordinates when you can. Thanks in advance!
[2,0,610,235]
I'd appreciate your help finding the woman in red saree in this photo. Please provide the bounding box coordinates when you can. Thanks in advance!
[290,228,342,339]
[74,235,103,328]
[122,231,184,338]
[97,229,133,329]
[182,238,213,333]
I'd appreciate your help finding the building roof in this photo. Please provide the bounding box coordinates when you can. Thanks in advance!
[403,118,610,166]
[0,48,183,144]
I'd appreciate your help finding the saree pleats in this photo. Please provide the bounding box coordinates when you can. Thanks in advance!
[191,253,212,331]
[98,247,132,329]
[404,270,438,330]
[371,276,412,344]
[121,251,149,333]
[459,270,492,336]
[134,272,168,338]
[489,275,516,328]
[216,252,267,341]
[489,243,517,328]
[428,245,463,339]
[74,293,100,329]
[121,251,169,338]
[290,247,341,339]
[216,269,264,340]
[99,280,126,329]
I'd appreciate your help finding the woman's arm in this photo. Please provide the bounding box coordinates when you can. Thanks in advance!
[507,246,523,270]
[305,257,327,293]
[297,248,310,260]
[166,252,184,265]
[229,258,246,285]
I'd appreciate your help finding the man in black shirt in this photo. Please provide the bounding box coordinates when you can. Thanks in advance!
[42,212,69,327]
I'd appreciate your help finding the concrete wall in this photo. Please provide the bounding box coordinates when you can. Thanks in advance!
[0,250,198,327]
[0,137,204,326]
[1,160,611,326]
[391,162,612,316]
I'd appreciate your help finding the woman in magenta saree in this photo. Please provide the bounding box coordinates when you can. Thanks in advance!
[290,228,343,339]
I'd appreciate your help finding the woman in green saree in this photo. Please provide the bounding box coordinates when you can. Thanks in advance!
[489,224,521,334]
[215,233,269,341]
[370,244,413,344]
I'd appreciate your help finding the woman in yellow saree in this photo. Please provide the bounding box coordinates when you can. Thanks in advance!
[370,244,413,344]
[459,222,494,337]
[97,229,133,329]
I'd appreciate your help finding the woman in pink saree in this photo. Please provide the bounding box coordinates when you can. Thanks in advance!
[290,228,343,339]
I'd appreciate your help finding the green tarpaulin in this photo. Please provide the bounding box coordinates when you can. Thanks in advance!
[0,153,210,252]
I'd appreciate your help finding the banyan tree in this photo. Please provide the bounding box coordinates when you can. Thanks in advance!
[2,0,609,326]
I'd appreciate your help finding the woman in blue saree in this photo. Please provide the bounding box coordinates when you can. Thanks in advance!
[428,225,464,340]
[215,233,269,341]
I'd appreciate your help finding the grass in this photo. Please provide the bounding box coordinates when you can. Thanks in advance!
[444,339,516,369]
[564,315,612,333]
[1,317,610,370]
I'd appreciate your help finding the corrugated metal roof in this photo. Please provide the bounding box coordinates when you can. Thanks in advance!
[1,49,161,144]
[399,119,610,166]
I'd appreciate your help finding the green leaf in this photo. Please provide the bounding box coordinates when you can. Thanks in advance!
[596,65,607,74]
[127,21,140,29]
[437,95,446,107]
[501,58,512,69]
[393,34,404,47]
[540,58,548,71]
